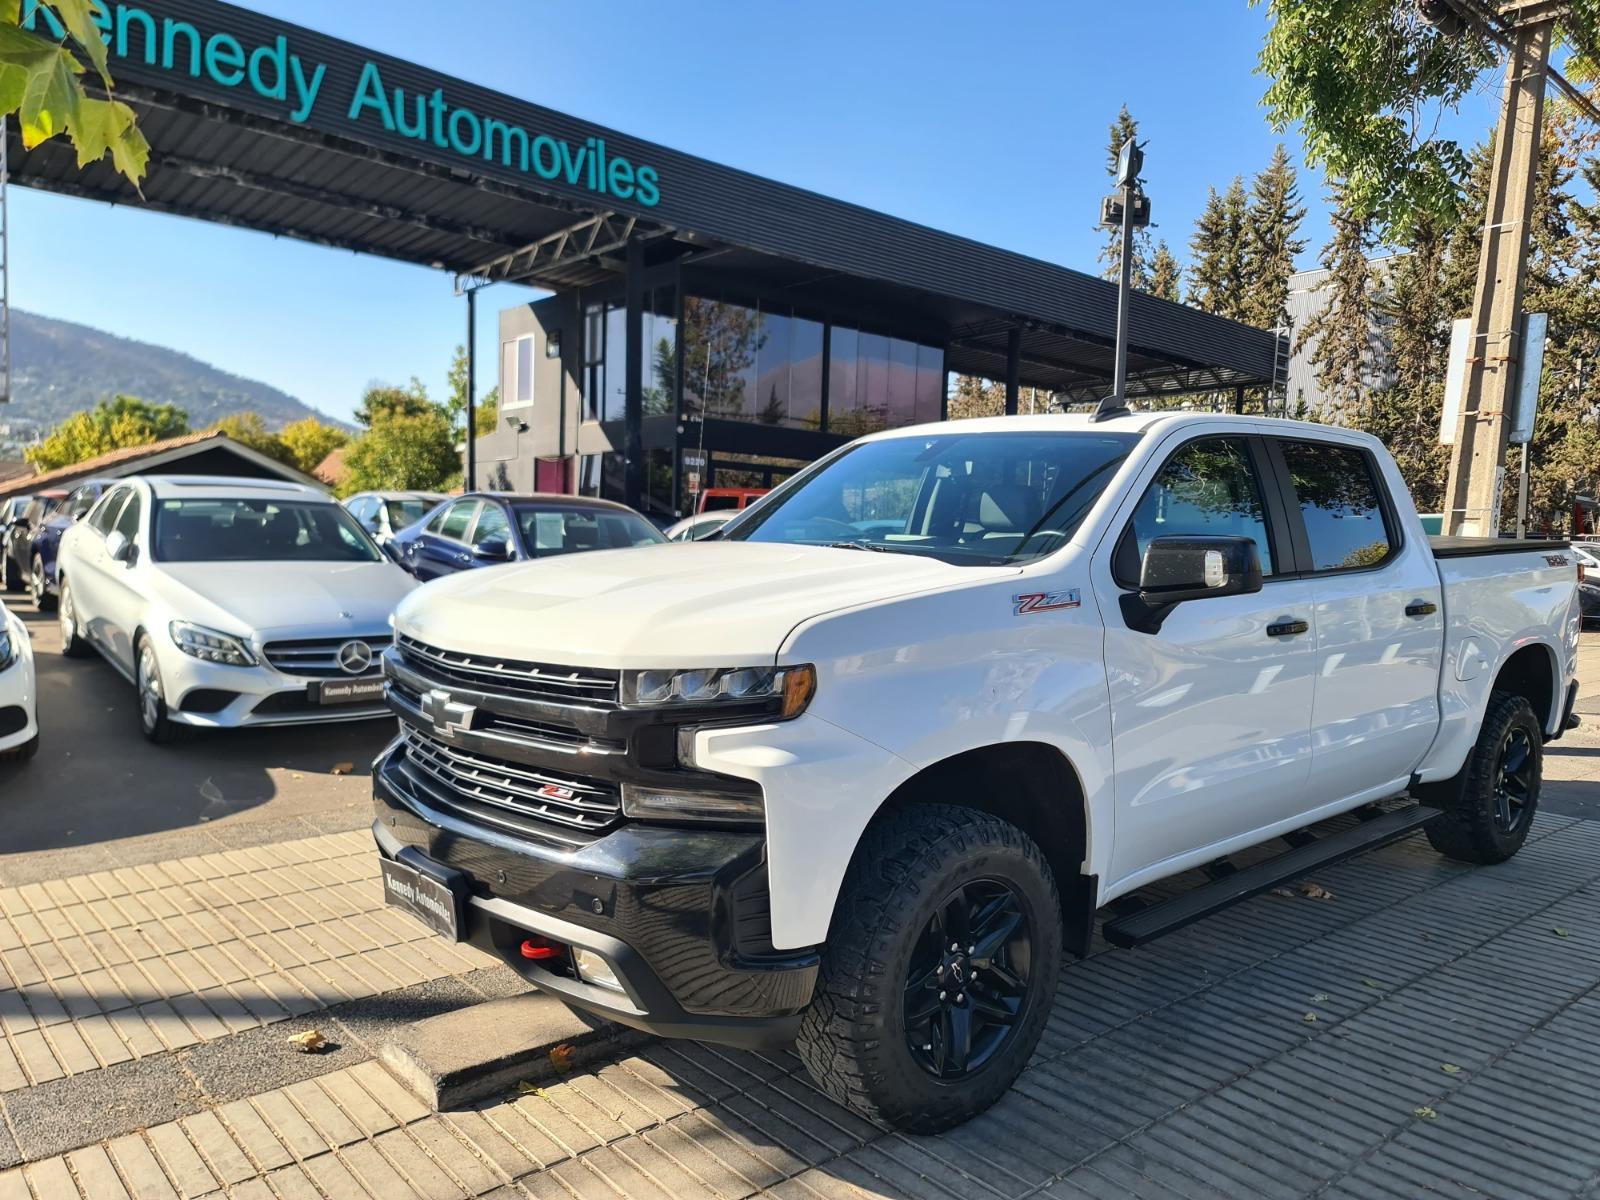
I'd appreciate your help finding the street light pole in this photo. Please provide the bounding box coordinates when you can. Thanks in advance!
[1095,137,1148,422]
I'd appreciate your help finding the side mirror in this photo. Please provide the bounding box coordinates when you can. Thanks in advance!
[472,535,512,560]
[1120,534,1262,634]
[105,531,134,564]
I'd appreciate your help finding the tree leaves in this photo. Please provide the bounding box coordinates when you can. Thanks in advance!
[0,2,148,185]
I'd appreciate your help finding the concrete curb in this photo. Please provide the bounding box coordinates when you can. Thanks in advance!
[379,991,649,1110]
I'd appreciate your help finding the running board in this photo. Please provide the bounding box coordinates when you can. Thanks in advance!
[1101,805,1442,949]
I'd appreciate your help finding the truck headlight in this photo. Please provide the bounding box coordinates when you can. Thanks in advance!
[621,783,765,823]
[169,621,257,667]
[621,664,815,717]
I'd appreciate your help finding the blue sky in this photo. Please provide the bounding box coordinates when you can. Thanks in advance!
[12,0,1508,424]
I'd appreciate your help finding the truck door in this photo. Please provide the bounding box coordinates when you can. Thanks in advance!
[1095,434,1319,888]
[1268,437,1443,801]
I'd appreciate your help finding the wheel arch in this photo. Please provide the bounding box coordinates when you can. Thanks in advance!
[866,741,1097,956]
[1492,640,1559,734]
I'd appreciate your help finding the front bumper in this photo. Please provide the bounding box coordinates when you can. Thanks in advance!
[159,644,390,730]
[0,612,37,752]
[372,741,818,1049]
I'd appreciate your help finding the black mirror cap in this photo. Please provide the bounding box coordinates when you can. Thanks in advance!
[1138,534,1264,603]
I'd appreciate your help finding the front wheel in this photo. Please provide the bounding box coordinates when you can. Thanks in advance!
[2,553,20,594]
[1423,691,1542,865]
[0,733,38,765]
[29,556,55,612]
[135,635,188,744]
[796,804,1061,1133]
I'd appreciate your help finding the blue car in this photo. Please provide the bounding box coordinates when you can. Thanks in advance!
[23,478,115,610]
[391,492,665,582]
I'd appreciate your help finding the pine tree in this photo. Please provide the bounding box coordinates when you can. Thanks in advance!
[1297,186,1378,423]
[1097,105,1152,289]
[1187,177,1249,319]
[1242,144,1307,330]
[1145,241,1182,301]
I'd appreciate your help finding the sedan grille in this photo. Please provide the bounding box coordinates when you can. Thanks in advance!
[395,635,619,706]
[399,728,621,832]
[264,635,391,679]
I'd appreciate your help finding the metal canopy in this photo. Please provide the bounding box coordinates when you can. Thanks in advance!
[6,0,1281,400]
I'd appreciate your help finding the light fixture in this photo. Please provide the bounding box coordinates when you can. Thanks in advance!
[571,947,624,992]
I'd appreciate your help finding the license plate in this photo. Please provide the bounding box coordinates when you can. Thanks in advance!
[310,676,386,705]
[380,857,463,940]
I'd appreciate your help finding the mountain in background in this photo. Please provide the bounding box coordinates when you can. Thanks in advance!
[1,309,346,437]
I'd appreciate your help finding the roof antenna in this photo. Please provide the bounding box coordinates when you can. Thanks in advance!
[1093,135,1149,423]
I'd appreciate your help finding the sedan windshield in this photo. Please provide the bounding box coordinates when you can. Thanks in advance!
[510,503,665,558]
[726,431,1140,565]
[153,498,382,563]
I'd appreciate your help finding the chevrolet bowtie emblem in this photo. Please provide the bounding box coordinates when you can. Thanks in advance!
[420,688,475,738]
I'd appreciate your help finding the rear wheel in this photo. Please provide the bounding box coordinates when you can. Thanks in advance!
[796,804,1061,1133]
[1423,691,1542,865]
[57,579,91,658]
[29,556,54,612]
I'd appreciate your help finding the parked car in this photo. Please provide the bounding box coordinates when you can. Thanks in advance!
[664,511,734,542]
[56,475,416,742]
[3,493,54,593]
[372,411,1578,1133]
[390,492,664,581]
[0,599,37,764]
[22,479,116,610]
[343,491,446,548]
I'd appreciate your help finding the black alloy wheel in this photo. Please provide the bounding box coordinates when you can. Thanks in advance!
[1493,725,1535,835]
[902,878,1034,1080]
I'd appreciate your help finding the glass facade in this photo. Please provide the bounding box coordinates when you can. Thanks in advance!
[827,324,942,436]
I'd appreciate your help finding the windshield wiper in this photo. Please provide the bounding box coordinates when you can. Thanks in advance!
[826,540,916,555]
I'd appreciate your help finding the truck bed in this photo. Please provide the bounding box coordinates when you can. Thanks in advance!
[1429,535,1573,559]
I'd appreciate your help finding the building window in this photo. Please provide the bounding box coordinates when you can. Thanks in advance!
[681,298,823,430]
[502,335,537,409]
[826,325,942,437]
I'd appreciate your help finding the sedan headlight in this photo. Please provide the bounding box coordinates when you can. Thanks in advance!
[0,626,15,671]
[169,621,257,667]
[621,664,815,717]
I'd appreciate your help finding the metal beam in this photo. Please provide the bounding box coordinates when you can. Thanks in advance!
[1004,326,1021,415]
[455,211,672,293]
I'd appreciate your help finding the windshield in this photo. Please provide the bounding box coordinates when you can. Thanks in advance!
[385,499,430,529]
[154,498,383,563]
[726,431,1140,565]
[511,503,665,557]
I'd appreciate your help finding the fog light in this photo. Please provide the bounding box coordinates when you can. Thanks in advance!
[571,947,624,992]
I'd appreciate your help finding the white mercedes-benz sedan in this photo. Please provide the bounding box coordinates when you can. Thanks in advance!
[56,475,416,742]
[0,599,38,764]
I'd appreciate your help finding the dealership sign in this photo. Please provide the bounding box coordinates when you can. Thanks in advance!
[22,0,662,207]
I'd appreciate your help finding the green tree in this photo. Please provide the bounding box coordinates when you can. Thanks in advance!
[1187,177,1250,319]
[1242,144,1308,330]
[1145,241,1183,302]
[278,417,350,475]
[25,394,189,470]
[1098,105,1153,289]
[473,387,500,437]
[209,411,292,465]
[354,377,432,427]
[1253,0,1600,236]
[1297,187,1380,423]
[341,406,459,494]
[0,0,148,184]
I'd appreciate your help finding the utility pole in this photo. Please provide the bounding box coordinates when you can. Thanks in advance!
[1440,0,1561,535]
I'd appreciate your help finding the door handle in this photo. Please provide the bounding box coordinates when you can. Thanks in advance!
[1266,619,1309,637]
[457,552,472,563]
[1404,601,1437,617]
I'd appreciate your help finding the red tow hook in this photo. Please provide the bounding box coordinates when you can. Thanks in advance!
[519,936,564,961]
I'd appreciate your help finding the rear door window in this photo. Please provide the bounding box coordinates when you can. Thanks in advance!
[1279,441,1396,571]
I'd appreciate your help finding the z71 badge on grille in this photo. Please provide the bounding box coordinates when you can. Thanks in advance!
[1013,589,1082,615]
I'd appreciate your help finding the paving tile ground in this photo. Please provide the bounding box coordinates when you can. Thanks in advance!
[0,640,1592,1197]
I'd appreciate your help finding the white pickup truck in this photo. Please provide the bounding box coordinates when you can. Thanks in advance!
[372,412,1580,1131]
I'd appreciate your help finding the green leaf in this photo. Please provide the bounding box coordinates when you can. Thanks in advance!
[1361,979,1382,989]
[47,0,112,87]
[1554,927,1570,938]
[1414,1106,1437,1120]
[1441,1063,1461,1075]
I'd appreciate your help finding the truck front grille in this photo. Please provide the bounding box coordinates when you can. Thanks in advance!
[398,728,621,833]
[395,635,619,706]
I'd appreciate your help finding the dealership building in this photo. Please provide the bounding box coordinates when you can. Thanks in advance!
[10,0,1281,517]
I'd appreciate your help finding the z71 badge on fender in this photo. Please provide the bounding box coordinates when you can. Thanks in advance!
[1013,589,1081,615]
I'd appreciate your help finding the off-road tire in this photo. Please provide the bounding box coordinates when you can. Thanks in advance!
[57,578,92,658]
[0,734,38,765]
[1423,691,1542,865]
[796,804,1062,1133]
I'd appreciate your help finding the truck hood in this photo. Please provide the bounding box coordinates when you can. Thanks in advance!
[393,541,1013,667]
[153,560,417,638]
